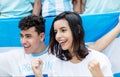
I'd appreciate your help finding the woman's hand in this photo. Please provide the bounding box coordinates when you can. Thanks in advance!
[88,59,104,77]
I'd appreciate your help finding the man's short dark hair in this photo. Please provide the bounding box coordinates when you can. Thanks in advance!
[19,15,45,34]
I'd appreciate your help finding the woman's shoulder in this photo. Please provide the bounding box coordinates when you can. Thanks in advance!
[86,48,110,62]
[88,48,106,57]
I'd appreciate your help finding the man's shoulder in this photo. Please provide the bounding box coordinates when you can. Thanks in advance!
[0,48,25,57]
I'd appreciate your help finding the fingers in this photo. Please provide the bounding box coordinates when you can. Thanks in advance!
[88,59,104,77]
[31,58,43,77]
[88,59,100,71]
[31,58,43,70]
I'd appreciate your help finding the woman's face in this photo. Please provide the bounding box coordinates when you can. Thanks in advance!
[54,19,73,51]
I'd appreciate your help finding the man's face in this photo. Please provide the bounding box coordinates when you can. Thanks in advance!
[20,27,44,54]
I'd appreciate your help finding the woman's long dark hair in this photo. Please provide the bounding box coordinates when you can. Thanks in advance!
[49,11,89,61]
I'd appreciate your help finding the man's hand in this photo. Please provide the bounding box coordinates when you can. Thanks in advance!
[31,58,43,77]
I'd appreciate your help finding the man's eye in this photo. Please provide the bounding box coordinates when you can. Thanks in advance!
[26,35,31,38]
[20,34,23,38]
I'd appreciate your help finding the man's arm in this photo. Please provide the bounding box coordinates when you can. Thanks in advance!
[89,16,120,51]
[72,0,81,14]
[32,0,42,16]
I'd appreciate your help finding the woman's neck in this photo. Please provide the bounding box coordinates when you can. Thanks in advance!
[70,56,81,64]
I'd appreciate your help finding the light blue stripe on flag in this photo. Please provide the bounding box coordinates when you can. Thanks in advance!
[0,12,120,47]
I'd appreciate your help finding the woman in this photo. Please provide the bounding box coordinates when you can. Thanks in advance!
[31,11,113,77]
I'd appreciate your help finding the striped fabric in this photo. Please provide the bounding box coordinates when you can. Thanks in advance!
[42,0,73,17]
[84,0,120,14]
[0,0,34,18]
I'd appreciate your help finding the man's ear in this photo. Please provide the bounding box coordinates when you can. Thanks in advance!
[39,32,45,41]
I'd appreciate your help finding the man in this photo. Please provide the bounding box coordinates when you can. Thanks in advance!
[0,15,54,76]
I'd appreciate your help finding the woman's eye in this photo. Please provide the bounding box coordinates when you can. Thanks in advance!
[62,29,66,32]
[54,31,57,34]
